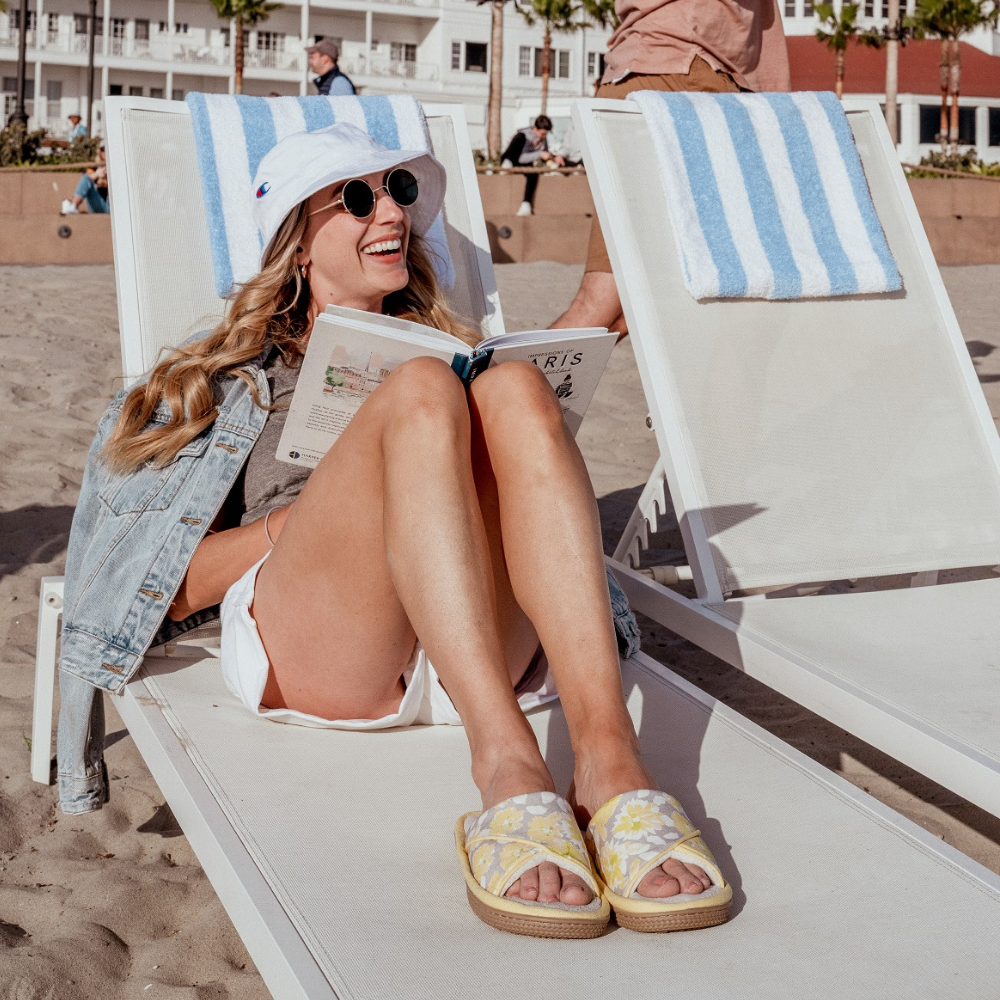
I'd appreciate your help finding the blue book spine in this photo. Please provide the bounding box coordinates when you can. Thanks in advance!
[450,347,494,386]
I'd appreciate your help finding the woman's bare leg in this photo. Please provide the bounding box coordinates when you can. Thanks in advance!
[468,362,711,900]
[251,357,591,904]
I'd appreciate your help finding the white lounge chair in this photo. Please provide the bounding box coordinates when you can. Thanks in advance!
[31,97,1000,998]
[574,95,1000,821]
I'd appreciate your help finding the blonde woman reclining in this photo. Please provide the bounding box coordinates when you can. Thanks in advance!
[60,123,731,937]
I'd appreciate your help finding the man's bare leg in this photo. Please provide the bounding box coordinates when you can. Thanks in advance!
[549,270,628,336]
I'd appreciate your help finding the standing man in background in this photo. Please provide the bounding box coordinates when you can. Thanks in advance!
[550,0,791,335]
[306,39,356,96]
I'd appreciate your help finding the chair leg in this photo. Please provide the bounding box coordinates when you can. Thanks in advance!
[31,577,65,785]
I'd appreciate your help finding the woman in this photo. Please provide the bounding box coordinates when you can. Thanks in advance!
[58,123,730,938]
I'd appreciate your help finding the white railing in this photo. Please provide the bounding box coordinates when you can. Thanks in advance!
[339,55,437,82]
[244,48,302,71]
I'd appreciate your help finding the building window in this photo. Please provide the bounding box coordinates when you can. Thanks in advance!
[3,77,35,98]
[465,41,488,72]
[587,51,605,79]
[391,42,416,63]
[135,19,149,41]
[172,88,184,100]
[990,107,1000,147]
[109,84,123,95]
[919,104,977,144]
[74,13,89,34]
[150,86,164,99]
[784,1,796,14]
[46,12,59,37]
[530,47,570,78]
[47,80,62,101]
[881,0,889,14]
[159,21,188,33]
[128,85,143,96]
[451,41,461,70]
[864,1,874,15]
[519,45,532,76]
[803,0,813,13]
[220,27,230,46]
[111,17,126,38]
[257,30,285,51]
[11,10,38,30]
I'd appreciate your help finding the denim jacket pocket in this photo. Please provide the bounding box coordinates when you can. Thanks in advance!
[98,432,212,515]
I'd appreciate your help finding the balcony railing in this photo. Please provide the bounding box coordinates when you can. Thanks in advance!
[339,54,437,81]
[244,48,302,71]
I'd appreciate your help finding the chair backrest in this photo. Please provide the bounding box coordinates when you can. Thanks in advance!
[575,97,1000,601]
[103,97,504,383]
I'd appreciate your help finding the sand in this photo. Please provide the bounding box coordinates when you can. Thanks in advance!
[2,261,1000,996]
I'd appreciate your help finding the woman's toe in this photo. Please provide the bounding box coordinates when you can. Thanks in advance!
[536,861,563,902]
[559,871,594,906]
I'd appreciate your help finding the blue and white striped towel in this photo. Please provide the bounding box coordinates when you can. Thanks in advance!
[627,90,901,300]
[185,93,455,297]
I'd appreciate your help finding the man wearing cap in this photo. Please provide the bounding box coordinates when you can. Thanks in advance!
[306,39,355,96]
[67,113,87,140]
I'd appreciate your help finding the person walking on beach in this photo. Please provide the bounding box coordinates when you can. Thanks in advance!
[57,123,731,939]
[550,0,791,335]
[307,39,355,96]
[500,115,565,216]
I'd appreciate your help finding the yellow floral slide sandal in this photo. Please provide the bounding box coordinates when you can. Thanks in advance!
[586,789,732,933]
[456,791,611,938]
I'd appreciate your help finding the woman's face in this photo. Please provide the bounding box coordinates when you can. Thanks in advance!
[297,169,412,316]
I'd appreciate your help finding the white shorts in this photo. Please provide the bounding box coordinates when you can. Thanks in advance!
[219,554,559,730]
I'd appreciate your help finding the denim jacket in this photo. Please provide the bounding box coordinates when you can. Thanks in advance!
[57,349,641,814]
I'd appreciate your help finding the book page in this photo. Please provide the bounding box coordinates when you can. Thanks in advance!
[489,331,617,435]
[276,313,457,469]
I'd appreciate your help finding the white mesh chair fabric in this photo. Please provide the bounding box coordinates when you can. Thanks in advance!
[576,100,1000,596]
[103,97,502,384]
[121,646,1000,999]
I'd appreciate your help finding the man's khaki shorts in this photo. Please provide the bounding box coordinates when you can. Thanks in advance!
[585,55,742,274]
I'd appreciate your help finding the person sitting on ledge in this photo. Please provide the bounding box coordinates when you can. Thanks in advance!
[61,142,108,215]
[500,115,565,217]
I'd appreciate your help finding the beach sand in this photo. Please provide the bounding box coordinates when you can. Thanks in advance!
[2,262,999,996]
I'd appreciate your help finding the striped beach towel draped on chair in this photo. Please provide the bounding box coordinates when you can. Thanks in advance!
[185,93,455,297]
[626,90,902,301]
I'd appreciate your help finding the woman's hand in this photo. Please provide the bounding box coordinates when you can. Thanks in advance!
[167,504,295,621]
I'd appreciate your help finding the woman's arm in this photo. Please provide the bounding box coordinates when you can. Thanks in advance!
[167,503,294,620]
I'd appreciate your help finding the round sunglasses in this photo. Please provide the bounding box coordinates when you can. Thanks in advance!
[308,167,419,220]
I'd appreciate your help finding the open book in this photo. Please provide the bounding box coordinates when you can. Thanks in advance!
[276,305,617,469]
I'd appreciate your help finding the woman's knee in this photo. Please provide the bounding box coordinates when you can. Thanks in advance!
[470,360,564,436]
[379,356,470,439]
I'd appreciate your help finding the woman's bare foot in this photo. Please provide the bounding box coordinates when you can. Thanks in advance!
[473,746,596,907]
[569,743,712,898]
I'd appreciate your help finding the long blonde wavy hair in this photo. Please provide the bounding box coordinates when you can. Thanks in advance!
[103,201,480,473]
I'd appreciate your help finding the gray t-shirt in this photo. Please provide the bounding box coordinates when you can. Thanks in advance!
[236,348,312,526]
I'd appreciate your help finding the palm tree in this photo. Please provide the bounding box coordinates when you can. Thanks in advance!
[480,0,507,161]
[908,0,1000,152]
[208,0,282,94]
[517,0,581,115]
[814,2,883,100]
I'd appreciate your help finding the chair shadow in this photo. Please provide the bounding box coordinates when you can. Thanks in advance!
[0,503,76,579]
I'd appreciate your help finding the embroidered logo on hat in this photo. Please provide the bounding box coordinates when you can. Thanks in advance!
[256,182,270,199]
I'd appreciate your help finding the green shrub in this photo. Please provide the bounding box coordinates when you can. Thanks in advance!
[0,123,47,167]
[907,148,1000,178]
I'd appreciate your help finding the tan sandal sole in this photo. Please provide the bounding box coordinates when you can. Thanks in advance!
[456,815,611,939]
[613,898,731,933]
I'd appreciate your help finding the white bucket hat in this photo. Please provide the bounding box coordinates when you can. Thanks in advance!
[250,122,447,266]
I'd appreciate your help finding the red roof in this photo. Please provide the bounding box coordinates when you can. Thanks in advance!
[787,35,1000,98]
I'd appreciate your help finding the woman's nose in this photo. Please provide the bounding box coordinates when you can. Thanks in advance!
[374,188,405,223]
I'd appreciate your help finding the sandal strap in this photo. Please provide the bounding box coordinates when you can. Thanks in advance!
[464,791,598,898]
[586,789,727,898]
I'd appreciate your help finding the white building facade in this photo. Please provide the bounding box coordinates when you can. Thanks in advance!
[0,0,612,150]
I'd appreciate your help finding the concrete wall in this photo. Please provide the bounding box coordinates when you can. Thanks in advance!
[3,168,998,268]
[0,171,113,265]
[907,178,1000,266]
